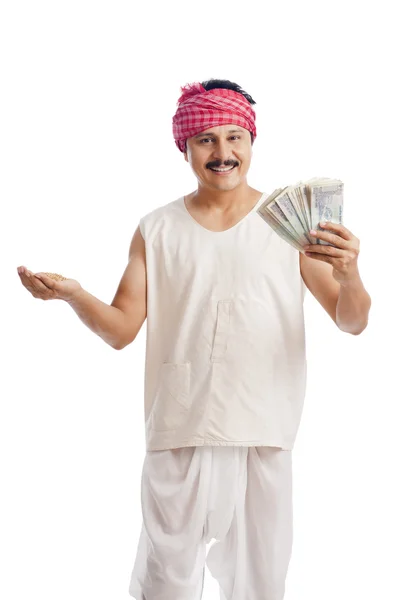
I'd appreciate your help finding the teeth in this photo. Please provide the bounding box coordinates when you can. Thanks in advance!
[211,166,235,172]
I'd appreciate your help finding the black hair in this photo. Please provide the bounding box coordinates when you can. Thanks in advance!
[201,78,256,105]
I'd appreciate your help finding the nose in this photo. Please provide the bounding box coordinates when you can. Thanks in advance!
[212,138,232,162]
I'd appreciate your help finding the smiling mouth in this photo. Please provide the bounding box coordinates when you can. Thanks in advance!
[209,165,237,173]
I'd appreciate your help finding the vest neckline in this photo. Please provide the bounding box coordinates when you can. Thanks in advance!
[179,192,267,235]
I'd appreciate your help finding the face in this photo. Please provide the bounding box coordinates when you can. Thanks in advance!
[184,124,253,192]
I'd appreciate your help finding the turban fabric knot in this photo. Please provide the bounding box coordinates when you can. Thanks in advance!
[172,82,257,152]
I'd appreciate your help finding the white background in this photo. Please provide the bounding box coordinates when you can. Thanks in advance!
[2,1,398,599]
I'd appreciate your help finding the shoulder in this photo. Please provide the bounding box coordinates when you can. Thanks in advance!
[139,197,183,239]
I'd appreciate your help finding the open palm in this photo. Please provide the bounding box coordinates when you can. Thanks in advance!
[17,266,82,302]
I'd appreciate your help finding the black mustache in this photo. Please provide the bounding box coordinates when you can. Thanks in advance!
[207,160,239,169]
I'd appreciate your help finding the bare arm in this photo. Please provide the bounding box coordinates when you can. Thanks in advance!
[66,289,127,349]
[17,225,147,350]
[18,267,128,349]
[300,220,371,335]
[335,274,371,334]
[68,225,147,350]
[300,249,371,335]
[109,224,147,349]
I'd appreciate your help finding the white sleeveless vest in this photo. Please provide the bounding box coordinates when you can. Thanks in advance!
[139,192,307,452]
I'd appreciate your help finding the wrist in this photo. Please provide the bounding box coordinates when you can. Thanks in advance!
[338,270,363,290]
[65,286,85,305]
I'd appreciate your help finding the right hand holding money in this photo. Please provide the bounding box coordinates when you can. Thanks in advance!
[17,266,82,303]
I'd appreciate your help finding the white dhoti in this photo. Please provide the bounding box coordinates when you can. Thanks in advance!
[128,446,293,600]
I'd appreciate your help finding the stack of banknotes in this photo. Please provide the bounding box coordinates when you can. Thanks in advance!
[257,177,344,252]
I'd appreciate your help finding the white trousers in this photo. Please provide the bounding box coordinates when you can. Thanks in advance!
[128,446,293,600]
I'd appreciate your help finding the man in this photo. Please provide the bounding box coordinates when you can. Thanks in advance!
[17,78,371,600]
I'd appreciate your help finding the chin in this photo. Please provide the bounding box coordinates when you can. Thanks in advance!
[204,172,238,187]
[213,179,242,191]
[217,184,238,191]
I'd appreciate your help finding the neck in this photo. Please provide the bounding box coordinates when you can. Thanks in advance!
[191,183,259,212]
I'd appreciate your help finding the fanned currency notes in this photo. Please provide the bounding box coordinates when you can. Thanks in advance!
[257,178,344,253]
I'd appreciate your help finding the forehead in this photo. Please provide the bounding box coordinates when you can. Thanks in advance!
[194,124,248,137]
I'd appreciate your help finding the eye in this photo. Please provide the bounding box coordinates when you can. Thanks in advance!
[199,135,241,144]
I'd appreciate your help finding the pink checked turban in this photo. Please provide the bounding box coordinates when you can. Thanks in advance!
[172,82,257,152]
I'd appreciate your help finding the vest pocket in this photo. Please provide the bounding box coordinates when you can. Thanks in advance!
[150,362,191,431]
